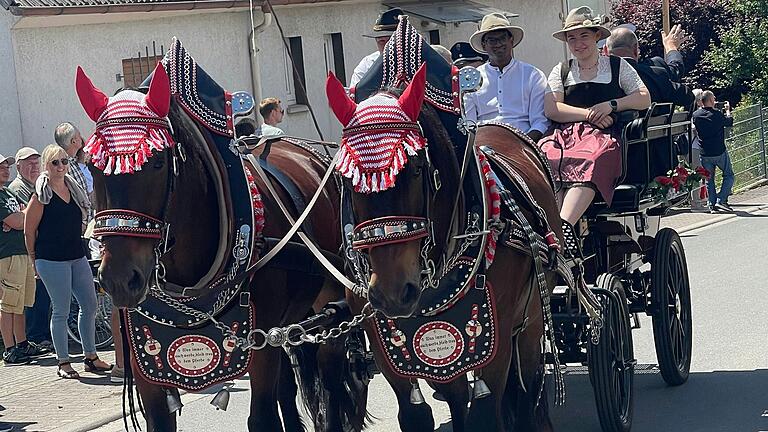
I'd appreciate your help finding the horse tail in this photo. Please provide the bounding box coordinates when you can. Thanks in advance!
[290,343,326,429]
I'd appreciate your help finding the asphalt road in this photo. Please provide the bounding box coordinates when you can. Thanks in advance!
[95,209,768,432]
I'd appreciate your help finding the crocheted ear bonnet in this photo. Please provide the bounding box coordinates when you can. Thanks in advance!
[76,63,174,175]
[327,63,427,193]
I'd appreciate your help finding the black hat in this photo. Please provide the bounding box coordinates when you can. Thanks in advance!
[450,42,488,65]
[363,8,403,38]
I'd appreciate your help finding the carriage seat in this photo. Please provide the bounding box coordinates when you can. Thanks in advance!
[587,103,692,216]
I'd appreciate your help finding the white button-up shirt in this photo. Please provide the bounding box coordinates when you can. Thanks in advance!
[463,59,550,135]
[349,51,380,87]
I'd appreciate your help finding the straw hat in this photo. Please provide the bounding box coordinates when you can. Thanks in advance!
[469,13,525,53]
[552,6,610,42]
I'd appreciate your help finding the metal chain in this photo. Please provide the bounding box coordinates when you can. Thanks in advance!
[299,303,376,345]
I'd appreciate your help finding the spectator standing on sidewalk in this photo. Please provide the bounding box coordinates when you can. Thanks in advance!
[0,153,46,365]
[693,90,735,213]
[24,145,112,378]
[8,147,53,350]
[54,123,91,216]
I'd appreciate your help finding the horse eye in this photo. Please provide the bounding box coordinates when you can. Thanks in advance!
[153,158,165,169]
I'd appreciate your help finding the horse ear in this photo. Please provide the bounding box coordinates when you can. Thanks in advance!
[398,63,427,121]
[326,71,357,126]
[75,66,109,122]
[145,62,171,117]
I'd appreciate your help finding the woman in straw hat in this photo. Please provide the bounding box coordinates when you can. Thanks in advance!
[540,6,650,227]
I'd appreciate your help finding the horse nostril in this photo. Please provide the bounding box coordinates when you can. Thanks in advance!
[127,270,146,292]
[400,282,420,306]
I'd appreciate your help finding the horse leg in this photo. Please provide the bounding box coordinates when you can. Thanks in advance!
[248,348,285,432]
[278,349,305,432]
[429,377,470,432]
[511,312,553,432]
[134,377,177,432]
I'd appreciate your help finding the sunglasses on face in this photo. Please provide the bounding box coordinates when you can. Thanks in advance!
[50,158,70,166]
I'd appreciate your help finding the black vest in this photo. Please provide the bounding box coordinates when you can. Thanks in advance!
[561,56,626,108]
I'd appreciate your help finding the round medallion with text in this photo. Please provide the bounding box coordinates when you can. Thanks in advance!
[167,335,221,377]
[412,321,463,367]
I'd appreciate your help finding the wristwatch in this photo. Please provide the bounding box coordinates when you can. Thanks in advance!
[609,100,618,112]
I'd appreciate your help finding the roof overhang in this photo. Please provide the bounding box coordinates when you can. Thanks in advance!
[382,0,518,26]
[2,0,361,17]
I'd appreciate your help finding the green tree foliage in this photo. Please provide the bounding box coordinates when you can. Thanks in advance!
[611,0,734,97]
[702,0,768,106]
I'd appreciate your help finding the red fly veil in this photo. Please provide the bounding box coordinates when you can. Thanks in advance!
[76,63,174,175]
[327,63,428,193]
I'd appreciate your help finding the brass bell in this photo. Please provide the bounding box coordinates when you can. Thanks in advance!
[165,388,183,414]
[472,378,492,400]
[409,380,425,405]
[210,388,231,411]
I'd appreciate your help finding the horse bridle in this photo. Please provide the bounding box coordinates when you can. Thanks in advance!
[91,116,185,287]
[346,125,443,292]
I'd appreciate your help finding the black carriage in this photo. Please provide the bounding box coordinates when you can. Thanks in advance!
[551,102,695,432]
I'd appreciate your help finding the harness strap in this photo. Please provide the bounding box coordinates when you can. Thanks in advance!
[244,153,357,290]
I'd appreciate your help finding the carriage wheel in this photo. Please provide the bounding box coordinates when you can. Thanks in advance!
[651,228,692,386]
[67,292,114,349]
[588,273,634,432]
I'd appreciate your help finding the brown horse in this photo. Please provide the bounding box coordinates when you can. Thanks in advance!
[327,65,561,431]
[78,62,365,432]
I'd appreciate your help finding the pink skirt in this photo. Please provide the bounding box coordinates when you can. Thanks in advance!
[539,122,621,205]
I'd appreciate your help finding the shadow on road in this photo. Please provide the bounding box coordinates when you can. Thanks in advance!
[430,368,768,431]
[551,368,768,431]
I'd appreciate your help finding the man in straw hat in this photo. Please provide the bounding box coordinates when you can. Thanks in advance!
[463,13,550,141]
[349,7,402,88]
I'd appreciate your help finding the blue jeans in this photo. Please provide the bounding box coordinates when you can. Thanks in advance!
[700,151,735,206]
[24,278,52,343]
[35,257,97,361]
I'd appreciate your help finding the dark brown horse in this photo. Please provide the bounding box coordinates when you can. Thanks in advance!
[327,65,561,431]
[77,62,365,432]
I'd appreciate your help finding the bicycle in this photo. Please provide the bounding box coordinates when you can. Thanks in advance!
[66,259,114,349]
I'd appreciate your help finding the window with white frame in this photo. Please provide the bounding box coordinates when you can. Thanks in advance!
[323,32,347,86]
[283,36,309,106]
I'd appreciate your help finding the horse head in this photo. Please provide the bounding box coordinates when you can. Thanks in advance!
[327,64,460,318]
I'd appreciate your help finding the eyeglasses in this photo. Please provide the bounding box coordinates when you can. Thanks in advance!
[50,158,70,166]
[483,34,510,46]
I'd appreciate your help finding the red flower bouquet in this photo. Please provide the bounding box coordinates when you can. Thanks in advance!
[649,162,710,203]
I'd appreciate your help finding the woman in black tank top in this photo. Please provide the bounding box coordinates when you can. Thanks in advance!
[539,6,650,228]
[24,144,112,378]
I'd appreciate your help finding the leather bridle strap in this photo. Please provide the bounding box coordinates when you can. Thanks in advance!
[245,152,357,290]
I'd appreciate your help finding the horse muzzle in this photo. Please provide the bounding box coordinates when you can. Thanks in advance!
[368,279,422,319]
[98,262,150,308]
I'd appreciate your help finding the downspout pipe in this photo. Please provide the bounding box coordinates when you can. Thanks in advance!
[248,9,272,127]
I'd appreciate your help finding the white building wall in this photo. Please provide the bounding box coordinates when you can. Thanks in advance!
[5,0,566,149]
[0,13,23,160]
[10,11,253,150]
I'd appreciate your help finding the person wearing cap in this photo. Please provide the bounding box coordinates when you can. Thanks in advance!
[450,41,488,69]
[8,147,41,204]
[540,6,650,227]
[349,8,401,88]
[0,153,46,365]
[606,24,693,107]
[462,13,550,141]
[9,147,53,352]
